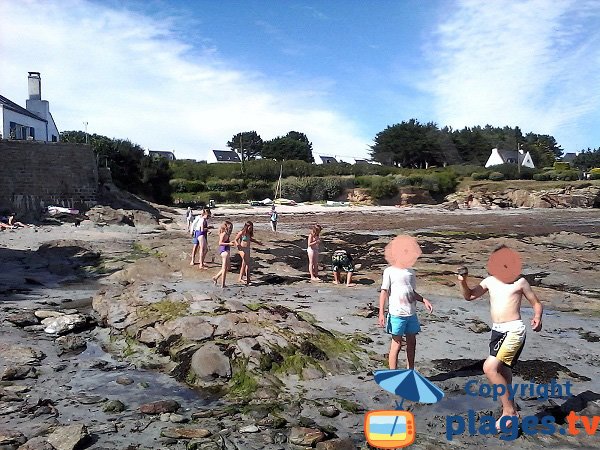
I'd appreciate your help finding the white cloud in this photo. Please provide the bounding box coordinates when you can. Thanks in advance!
[427,0,600,149]
[0,0,370,160]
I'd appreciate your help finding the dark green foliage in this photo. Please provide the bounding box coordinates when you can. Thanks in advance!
[60,130,172,204]
[488,172,505,181]
[262,137,314,163]
[472,172,490,180]
[169,179,206,193]
[573,148,600,170]
[553,162,571,171]
[368,177,398,199]
[279,176,354,202]
[227,131,263,160]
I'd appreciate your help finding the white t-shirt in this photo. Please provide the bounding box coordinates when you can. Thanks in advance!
[381,266,417,316]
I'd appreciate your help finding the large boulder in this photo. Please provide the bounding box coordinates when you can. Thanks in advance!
[190,343,231,381]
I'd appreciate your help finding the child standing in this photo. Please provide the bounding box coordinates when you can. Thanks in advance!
[234,221,263,285]
[378,266,433,369]
[269,205,278,232]
[307,224,322,282]
[212,221,235,288]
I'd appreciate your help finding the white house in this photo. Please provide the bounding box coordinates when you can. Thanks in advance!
[485,148,535,169]
[0,72,59,142]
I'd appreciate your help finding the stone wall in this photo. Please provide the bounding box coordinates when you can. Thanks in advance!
[0,140,98,216]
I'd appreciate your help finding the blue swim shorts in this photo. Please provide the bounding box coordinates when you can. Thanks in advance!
[192,230,203,245]
[386,314,421,336]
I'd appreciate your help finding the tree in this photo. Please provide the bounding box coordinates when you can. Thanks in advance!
[573,148,600,169]
[523,133,562,167]
[370,119,444,168]
[227,131,263,161]
[262,136,314,162]
[60,130,172,204]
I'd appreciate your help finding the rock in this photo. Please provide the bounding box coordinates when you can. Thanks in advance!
[0,343,44,365]
[257,415,287,429]
[239,425,260,433]
[73,394,106,404]
[46,424,88,450]
[316,438,356,450]
[319,405,340,418]
[170,414,187,423]
[5,312,39,327]
[140,400,181,414]
[87,423,118,434]
[55,335,87,354]
[160,427,212,439]
[1,365,39,381]
[17,436,55,450]
[0,430,27,447]
[103,399,126,413]
[34,310,64,319]
[468,320,491,333]
[115,376,135,385]
[190,343,231,381]
[42,314,87,335]
[288,427,325,446]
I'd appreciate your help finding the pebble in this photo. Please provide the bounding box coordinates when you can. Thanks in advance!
[239,425,260,433]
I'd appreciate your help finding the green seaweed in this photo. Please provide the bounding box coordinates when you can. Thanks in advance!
[229,359,258,398]
[140,300,189,321]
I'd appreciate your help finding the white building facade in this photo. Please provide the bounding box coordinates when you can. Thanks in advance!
[0,72,59,142]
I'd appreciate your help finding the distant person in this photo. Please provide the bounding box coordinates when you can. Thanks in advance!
[457,246,543,431]
[307,224,322,282]
[234,221,263,286]
[331,249,356,286]
[269,205,279,232]
[378,263,433,370]
[185,207,193,232]
[1,213,29,228]
[212,221,235,288]
[464,194,474,209]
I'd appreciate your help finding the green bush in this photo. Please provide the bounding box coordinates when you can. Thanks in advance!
[543,170,579,181]
[279,176,352,202]
[206,178,246,191]
[407,174,423,185]
[542,166,554,172]
[486,163,520,179]
[488,172,505,181]
[589,167,600,178]
[445,165,486,178]
[533,172,550,181]
[168,178,206,193]
[393,175,411,186]
[369,177,398,199]
[471,172,490,180]
[553,162,571,171]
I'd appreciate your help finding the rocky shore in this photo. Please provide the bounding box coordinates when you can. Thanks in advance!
[1,205,599,449]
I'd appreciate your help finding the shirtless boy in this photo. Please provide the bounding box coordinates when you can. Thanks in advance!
[457,246,543,430]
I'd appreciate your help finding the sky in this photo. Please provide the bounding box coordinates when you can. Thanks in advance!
[1,0,600,161]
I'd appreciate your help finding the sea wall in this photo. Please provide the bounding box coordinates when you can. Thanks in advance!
[0,140,98,216]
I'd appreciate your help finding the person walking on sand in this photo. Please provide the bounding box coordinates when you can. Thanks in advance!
[185,207,193,232]
[269,205,278,232]
[193,208,212,269]
[234,221,263,285]
[378,264,433,370]
[331,249,356,286]
[189,208,209,266]
[457,245,543,432]
[307,224,322,282]
[212,221,235,288]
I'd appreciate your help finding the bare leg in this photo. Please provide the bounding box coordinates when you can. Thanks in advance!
[405,334,416,369]
[332,271,341,284]
[212,252,229,286]
[238,251,247,282]
[221,254,230,288]
[244,254,251,285]
[346,272,356,287]
[190,243,199,265]
[308,249,319,280]
[388,335,403,369]
[483,356,519,427]
[198,239,207,268]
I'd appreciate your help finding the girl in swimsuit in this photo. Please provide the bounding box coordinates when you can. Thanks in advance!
[307,224,322,282]
[234,221,263,286]
[212,221,235,288]
[197,208,212,269]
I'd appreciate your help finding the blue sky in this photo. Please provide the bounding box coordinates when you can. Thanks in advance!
[2,0,599,161]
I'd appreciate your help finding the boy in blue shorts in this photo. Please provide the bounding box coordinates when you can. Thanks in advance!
[378,265,433,369]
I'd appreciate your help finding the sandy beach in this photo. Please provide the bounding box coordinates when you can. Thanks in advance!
[1,204,599,449]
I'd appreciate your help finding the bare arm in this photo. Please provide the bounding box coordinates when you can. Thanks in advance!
[378,289,388,327]
[520,279,543,331]
[457,275,488,301]
[307,234,320,247]
[410,291,433,313]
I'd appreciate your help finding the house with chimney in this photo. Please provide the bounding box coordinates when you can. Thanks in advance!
[485,147,535,169]
[0,72,59,142]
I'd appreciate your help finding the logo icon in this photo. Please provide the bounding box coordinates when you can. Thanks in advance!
[364,410,416,449]
[365,369,444,448]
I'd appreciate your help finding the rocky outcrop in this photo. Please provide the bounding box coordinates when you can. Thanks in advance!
[92,262,367,400]
[449,185,600,209]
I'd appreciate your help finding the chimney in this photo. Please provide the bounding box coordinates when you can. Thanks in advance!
[28,72,41,100]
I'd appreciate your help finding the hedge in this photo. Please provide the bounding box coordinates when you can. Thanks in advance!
[553,162,571,171]
[488,172,505,181]
[280,176,355,202]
